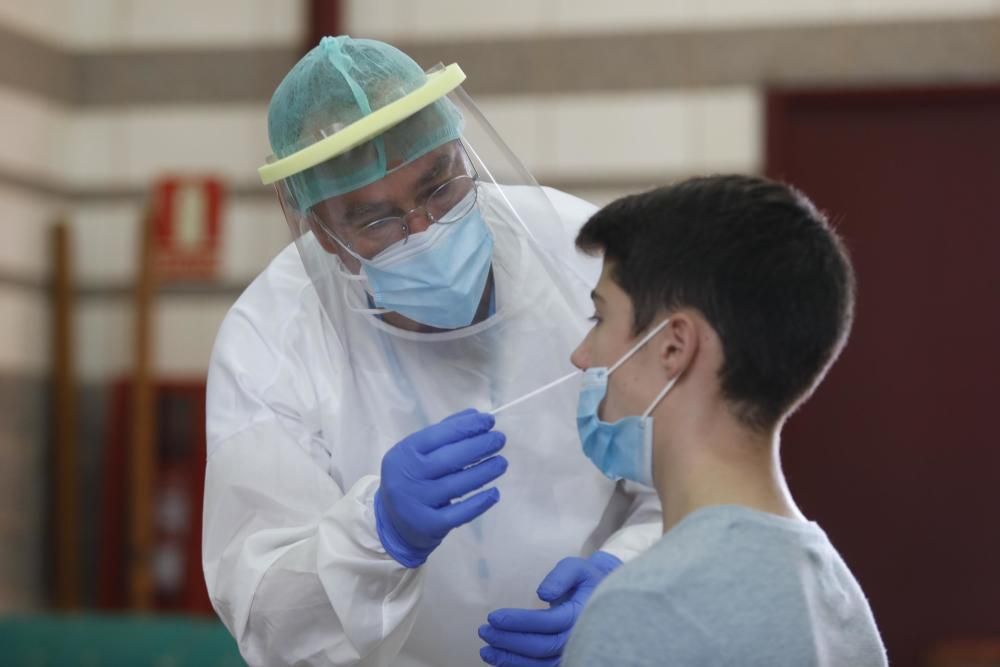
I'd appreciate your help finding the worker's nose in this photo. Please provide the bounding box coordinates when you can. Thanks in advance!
[404,209,434,236]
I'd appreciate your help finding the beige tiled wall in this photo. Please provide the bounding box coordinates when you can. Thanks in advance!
[75,297,235,381]
[0,0,304,49]
[0,184,57,283]
[69,198,288,289]
[347,0,1000,39]
[0,4,302,379]
[0,288,48,374]
[0,0,305,610]
[0,87,62,184]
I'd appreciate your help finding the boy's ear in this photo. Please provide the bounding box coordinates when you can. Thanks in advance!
[657,311,699,377]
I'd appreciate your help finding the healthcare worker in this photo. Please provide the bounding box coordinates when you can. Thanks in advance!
[202,36,661,666]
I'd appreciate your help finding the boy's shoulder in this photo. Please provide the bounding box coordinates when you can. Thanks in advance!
[599,504,828,600]
[565,505,886,667]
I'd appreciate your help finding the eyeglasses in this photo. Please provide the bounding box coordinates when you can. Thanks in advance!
[319,171,480,261]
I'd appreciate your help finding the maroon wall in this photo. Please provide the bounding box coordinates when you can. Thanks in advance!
[307,0,342,51]
[766,86,1000,667]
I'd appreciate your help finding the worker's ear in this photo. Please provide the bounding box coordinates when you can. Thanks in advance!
[308,219,361,273]
[307,216,341,254]
[276,186,358,267]
[333,243,362,275]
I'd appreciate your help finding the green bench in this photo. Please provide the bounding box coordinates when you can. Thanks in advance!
[0,614,245,667]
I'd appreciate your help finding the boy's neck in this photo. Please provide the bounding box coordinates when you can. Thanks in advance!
[652,405,805,533]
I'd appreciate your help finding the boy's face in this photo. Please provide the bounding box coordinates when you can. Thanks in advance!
[571,261,665,422]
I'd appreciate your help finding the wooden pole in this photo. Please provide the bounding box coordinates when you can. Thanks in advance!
[130,206,157,610]
[51,222,79,609]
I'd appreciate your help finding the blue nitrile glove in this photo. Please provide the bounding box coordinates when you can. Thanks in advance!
[478,551,622,666]
[375,409,507,568]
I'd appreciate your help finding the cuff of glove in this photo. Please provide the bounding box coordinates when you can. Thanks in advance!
[374,488,429,569]
[588,550,623,576]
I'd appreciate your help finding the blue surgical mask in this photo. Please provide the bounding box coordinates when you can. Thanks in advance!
[577,319,677,487]
[357,205,494,329]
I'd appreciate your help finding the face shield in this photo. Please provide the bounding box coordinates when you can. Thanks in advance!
[260,53,584,338]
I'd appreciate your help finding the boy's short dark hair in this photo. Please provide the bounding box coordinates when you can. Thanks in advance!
[576,174,855,431]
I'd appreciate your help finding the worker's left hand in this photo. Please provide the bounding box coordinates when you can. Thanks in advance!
[478,551,622,666]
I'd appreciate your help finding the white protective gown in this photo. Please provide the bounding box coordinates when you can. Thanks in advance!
[203,186,662,666]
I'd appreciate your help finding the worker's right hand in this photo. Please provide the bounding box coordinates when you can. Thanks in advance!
[375,409,507,568]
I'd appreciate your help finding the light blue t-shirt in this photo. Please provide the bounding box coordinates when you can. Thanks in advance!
[563,505,887,667]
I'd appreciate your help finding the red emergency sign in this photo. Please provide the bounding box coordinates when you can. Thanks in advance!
[151,177,224,282]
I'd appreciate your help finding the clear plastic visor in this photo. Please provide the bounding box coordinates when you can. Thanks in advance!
[275,140,481,262]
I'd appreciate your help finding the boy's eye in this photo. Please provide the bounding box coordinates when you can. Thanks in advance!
[588,313,602,323]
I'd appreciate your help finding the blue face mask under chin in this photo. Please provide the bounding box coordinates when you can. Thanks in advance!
[577,318,678,487]
[359,205,494,330]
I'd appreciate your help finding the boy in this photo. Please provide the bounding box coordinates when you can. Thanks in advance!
[558,176,887,665]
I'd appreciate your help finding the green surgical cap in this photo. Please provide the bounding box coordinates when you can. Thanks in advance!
[267,35,463,210]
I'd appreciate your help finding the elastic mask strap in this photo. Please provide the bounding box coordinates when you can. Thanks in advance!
[310,212,368,265]
[608,318,671,375]
[491,318,672,416]
[335,262,366,281]
[340,274,390,316]
[491,369,580,416]
[642,375,679,418]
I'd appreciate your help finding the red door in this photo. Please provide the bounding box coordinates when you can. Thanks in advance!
[767,87,1000,667]
[99,380,213,615]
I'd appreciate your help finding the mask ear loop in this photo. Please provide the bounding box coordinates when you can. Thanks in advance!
[334,262,364,281]
[642,375,679,417]
[330,252,392,316]
[609,318,672,375]
[310,208,370,264]
[490,318,675,416]
[342,279,391,316]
